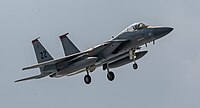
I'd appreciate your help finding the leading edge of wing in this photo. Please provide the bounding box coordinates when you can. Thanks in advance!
[104,38,129,44]
[109,39,129,42]
[22,50,90,71]
[15,73,49,83]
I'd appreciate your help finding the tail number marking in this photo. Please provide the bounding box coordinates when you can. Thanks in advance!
[40,51,47,59]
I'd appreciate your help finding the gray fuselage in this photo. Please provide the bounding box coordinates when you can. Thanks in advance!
[55,23,173,77]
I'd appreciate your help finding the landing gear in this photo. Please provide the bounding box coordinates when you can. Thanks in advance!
[103,64,115,81]
[106,66,115,81]
[84,74,91,84]
[133,63,138,70]
[129,49,139,70]
[84,67,91,84]
[107,71,115,81]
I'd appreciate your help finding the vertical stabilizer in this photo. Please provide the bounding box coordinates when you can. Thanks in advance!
[32,38,53,63]
[59,33,80,56]
[32,38,55,73]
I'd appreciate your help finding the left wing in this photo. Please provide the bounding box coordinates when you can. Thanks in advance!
[15,73,50,82]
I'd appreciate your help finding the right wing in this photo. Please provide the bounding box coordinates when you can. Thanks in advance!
[22,50,89,71]
[86,39,129,56]
[101,38,130,56]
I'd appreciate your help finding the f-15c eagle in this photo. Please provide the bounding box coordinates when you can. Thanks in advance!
[15,22,173,84]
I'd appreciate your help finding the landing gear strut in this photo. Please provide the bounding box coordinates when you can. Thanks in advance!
[84,68,91,84]
[129,49,139,70]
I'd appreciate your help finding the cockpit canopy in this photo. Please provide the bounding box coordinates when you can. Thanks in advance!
[133,23,147,30]
[127,23,148,32]
[120,23,148,34]
[116,22,149,36]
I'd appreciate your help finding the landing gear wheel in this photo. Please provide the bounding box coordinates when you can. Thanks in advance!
[107,71,115,81]
[133,63,138,70]
[84,74,91,84]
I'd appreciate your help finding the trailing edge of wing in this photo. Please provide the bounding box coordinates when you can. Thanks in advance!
[15,73,49,83]
[22,51,90,71]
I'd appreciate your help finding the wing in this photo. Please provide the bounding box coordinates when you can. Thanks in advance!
[22,51,90,70]
[85,39,129,57]
[101,39,129,56]
[15,73,50,82]
[55,39,129,77]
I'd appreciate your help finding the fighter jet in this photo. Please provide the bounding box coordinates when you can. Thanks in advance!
[15,22,173,84]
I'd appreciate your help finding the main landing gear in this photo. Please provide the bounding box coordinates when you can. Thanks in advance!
[83,48,140,84]
[103,64,115,81]
[107,69,115,81]
[84,68,91,84]
[84,64,115,84]
[84,74,91,84]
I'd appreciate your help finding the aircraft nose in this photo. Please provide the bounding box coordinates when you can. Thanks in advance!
[153,27,173,37]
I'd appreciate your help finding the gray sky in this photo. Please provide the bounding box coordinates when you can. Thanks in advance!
[0,0,199,108]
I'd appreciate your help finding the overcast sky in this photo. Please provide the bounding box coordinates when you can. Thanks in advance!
[0,0,199,108]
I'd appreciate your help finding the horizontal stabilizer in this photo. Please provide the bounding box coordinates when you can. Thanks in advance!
[15,73,50,83]
[22,50,90,71]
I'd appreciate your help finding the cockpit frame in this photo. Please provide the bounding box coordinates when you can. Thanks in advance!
[117,22,149,36]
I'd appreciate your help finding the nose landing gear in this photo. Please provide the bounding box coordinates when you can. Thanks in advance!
[133,63,138,70]
[129,49,139,70]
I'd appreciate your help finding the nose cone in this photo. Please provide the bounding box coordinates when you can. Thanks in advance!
[153,27,173,38]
